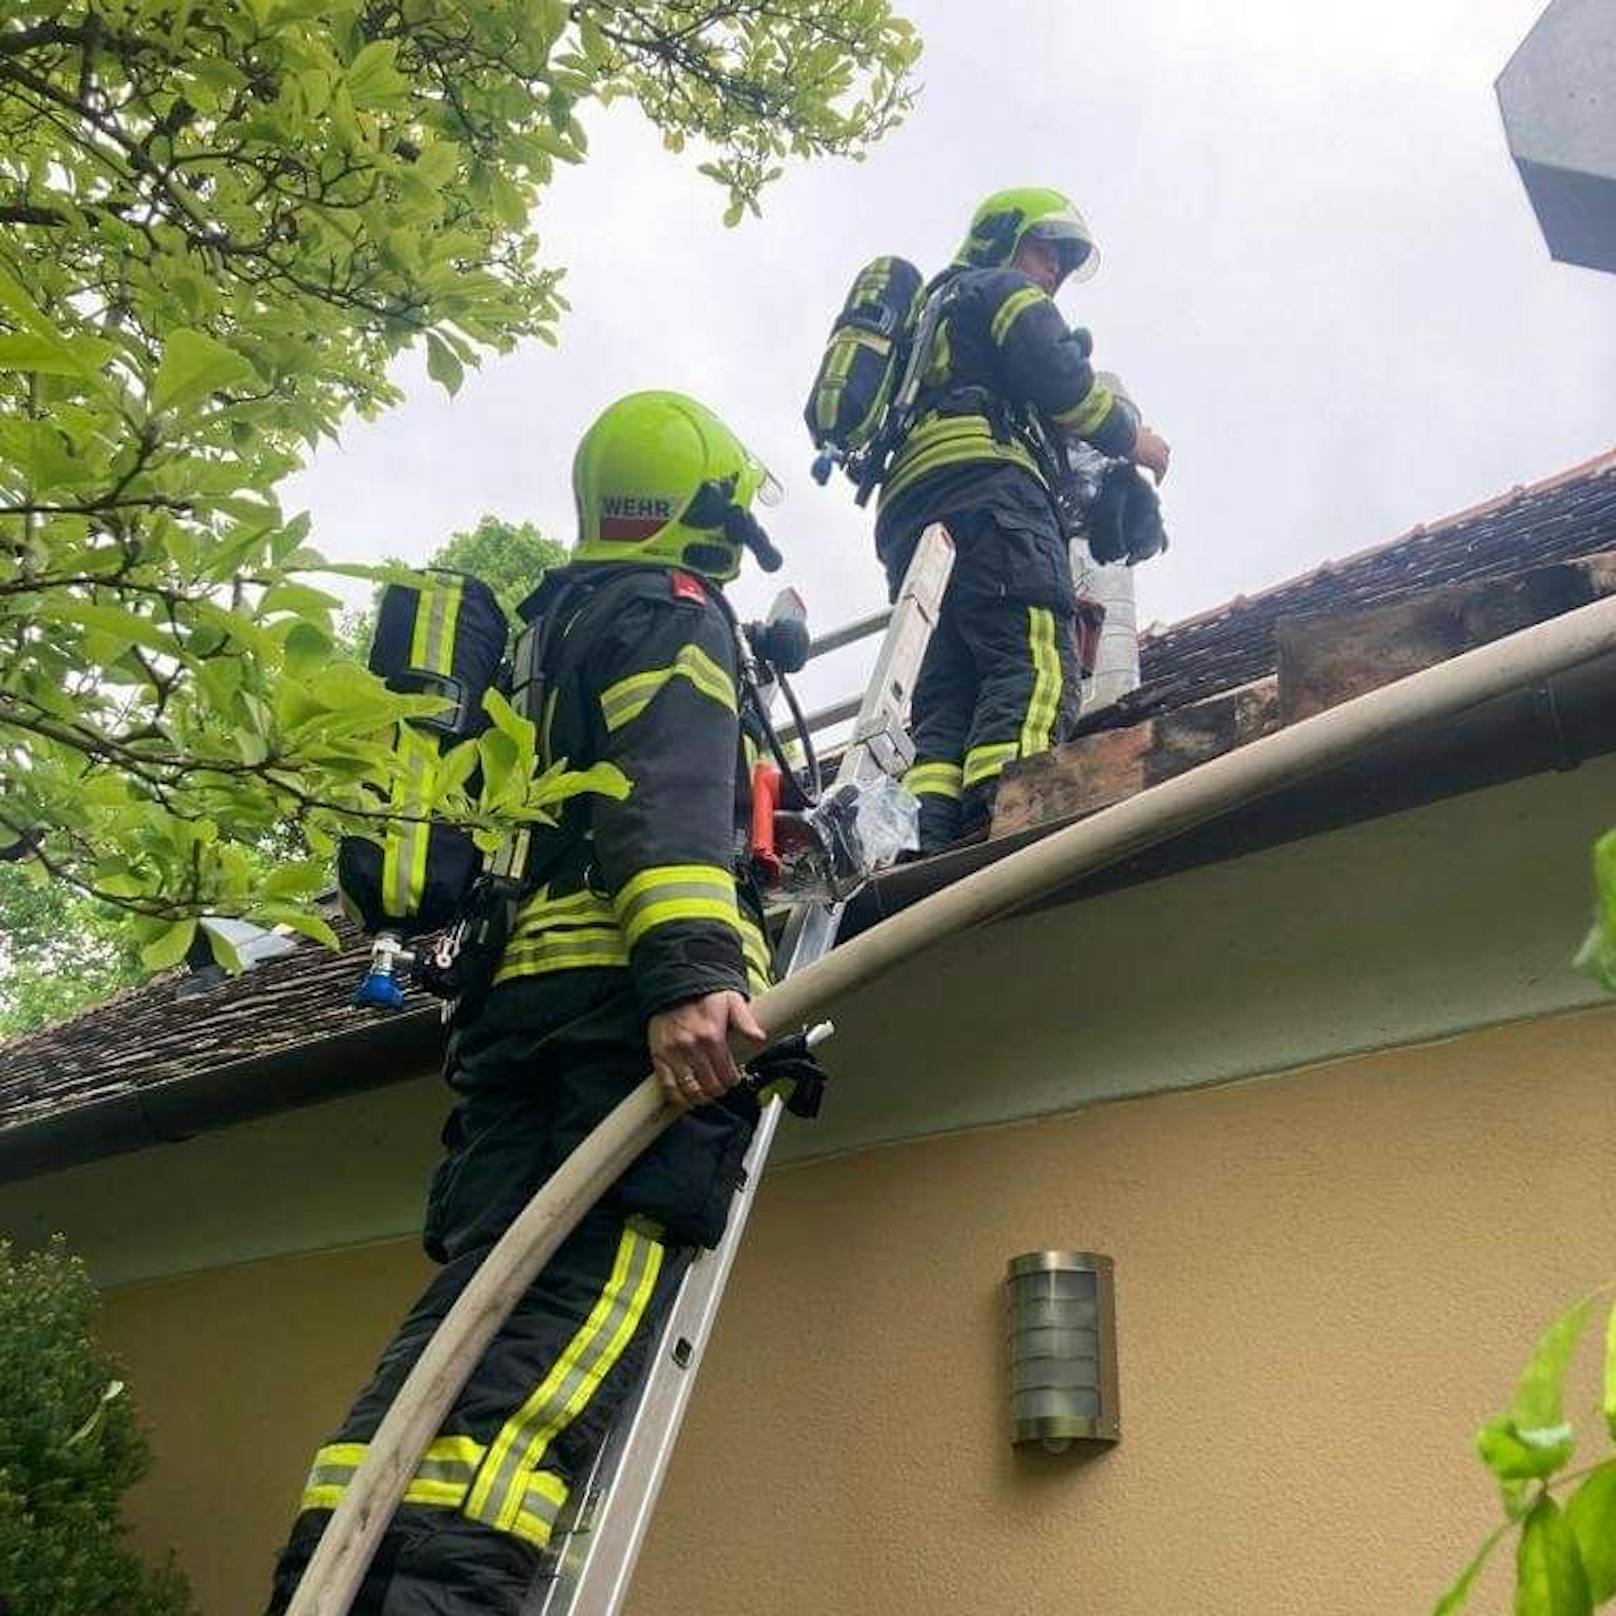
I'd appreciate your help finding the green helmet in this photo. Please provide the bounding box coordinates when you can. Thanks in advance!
[954,187,1101,282]
[572,390,782,583]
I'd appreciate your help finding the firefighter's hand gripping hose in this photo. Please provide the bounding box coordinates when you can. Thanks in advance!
[285,592,1616,1616]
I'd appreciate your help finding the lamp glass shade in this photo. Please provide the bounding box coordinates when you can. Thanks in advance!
[1005,1251,1119,1449]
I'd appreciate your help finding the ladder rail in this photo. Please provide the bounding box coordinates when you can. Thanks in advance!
[527,525,954,1616]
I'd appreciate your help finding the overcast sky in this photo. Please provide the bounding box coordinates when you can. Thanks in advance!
[285,0,1616,702]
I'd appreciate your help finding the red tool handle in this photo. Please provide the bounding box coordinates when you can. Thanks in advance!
[750,761,783,884]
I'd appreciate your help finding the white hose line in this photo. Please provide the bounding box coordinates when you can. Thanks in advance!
[287,591,1616,1615]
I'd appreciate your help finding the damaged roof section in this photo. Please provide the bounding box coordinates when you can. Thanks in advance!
[1097,448,1616,727]
[2,449,1616,1175]
[992,544,1616,837]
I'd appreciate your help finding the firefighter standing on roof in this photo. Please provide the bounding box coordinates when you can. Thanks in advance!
[267,392,783,1616]
[878,187,1171,852]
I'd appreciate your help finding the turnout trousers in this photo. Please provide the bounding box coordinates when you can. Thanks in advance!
[265,975,756,1616]
[902,512,1081,853]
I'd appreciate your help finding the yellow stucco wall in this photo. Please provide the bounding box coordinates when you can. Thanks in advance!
[103,1004,1616,1614]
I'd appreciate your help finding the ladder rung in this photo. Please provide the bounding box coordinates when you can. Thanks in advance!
[780,693,862,743]
[806,608,892,661]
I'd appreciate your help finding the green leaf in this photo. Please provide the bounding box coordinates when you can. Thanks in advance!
[477,727,520,803]
[0,271,112,375]
[345,39,407,107]
[260,862,331,903]
[425,333,464,395]
[489,171,530,227]
[530,759,630,809]
[199,922,245,974]
[140,918,198,972]
[1479,1416,1576,1483]
[1566,1462,1616,1602]
[260,581,342,618]
[53,602,180,657]
[1576,831,1616,993]
[1479,1296,1598,1488]
[1517,1297,1595,1432]
[251,907,340,949]
[1593,830,1616,927]
[283,620,335,675]
[482,686,535,751]
[1606,1304,1616,1442]
[152,329,258,415]
[1433,1522,1512,1616]
[64,1378,126,1448]
[434,737,481,800]
[1516,1497,1591,1616]
[1574,920,1616,994]
[0,331,107,378]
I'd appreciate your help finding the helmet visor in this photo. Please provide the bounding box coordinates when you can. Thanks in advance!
[1025,211,1100,284]
[738,442,783,509]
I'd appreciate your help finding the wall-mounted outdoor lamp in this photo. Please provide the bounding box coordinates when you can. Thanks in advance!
[1005,1250,1120,1451]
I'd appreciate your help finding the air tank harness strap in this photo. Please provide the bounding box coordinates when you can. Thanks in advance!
[916,383,1018,450]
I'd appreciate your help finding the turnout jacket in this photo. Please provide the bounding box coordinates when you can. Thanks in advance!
[491,563,772,1017]
[876,266,1139,595]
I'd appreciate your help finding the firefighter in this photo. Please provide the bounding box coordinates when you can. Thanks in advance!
[879,187,1171,852]
[266,391,785,1615]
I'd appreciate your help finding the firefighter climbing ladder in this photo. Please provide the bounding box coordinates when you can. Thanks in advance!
[528,523,955,1616]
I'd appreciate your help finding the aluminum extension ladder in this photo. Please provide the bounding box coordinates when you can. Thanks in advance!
[526,524,955,1616]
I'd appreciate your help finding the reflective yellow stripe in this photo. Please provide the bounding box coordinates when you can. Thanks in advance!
[301,1441,367,1512]
[820,329,896,447]
[903,761,964,801]
[883,413,1042,505]
[499,882,629,984]
[624,896,739,940]
[598,644,736,733]
[1049,382,1116,437]
[493,927,630,984]
[503,869,759,984]
[381,727,435,920]
[820,256,907,439]
[409,572,464,671]
[957,611,1061,794]
[963,741,1018,791]
[990,284,1045,346]
[301,1435,487,1515]
[613,863,739,949]
[506,1469,571,1549]
[817,331,889,436]
[466,1223,664,1536]
[737,910,774,993]
[381,576,465,921]
[300,1434,566,1547]
[814,339,848,434]
[509,884,617,941]
[1018,606,1062,756]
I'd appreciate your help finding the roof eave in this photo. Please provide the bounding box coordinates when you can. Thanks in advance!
[4,646,1613,1188]
[0,1001,442,1186]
